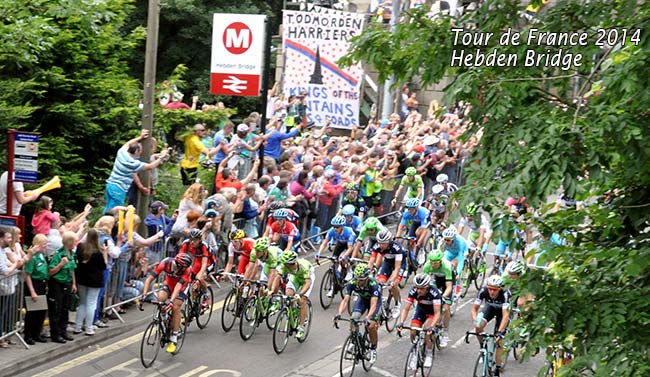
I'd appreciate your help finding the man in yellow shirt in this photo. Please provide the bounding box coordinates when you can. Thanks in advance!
[180,124,216,185]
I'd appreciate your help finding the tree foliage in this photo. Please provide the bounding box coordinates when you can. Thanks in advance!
[341,0,650,375]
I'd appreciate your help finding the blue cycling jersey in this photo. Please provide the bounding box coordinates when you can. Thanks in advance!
[441,234,469,275]
[325,226,356,245]
[345,215,362,233]
[400,207,431,228]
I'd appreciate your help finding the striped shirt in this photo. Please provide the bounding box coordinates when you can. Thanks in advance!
[106,147,147,191]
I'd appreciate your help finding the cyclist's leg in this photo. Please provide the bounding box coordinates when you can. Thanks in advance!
[368,298,380,348]
[410,306,427,343]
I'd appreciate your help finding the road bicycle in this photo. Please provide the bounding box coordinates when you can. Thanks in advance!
[315,253,348,310]
[395,235,428,288]
[239,279,282,341]
[465,331,508,377]
[185,279,214,329]
[378,282,399,333]
[398,325,437,377]
[218,271,246,333]
[334,317,375,377]
[139,300,187,368]
[272,294,313,354]
[460,248,487,298]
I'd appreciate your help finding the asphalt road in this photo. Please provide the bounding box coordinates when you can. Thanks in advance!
[18,259,546,377]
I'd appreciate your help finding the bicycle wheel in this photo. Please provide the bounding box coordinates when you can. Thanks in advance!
[404,344,420,377]
[172,307,188,355]
[473,353,490,377]
[474,255,487,290]
[320,269,336,310]
[140,321,162,368]
[383,292,398,333]
[461,263,473,298]
[196,286,214,329]
[265,294,282,330]
[340,335,357,377]
[239,296,260,341]
[399,265,412,288]
[272,309,291,354]
[361,333,374,372]
[297,298,313,343]
[221,289,239,332]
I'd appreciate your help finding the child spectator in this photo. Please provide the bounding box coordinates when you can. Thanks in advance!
[31,196,60,236]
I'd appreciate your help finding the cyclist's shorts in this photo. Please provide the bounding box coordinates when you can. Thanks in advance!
[286,268,316,298]
[332,241,348,258]
[236,254,250,275]
[378,259,407,282]
[408,221,422,237]
[476,305,502,329]
[411,306,436,327]
[352,297,382,321]
[161,284,188,301]
[494,240,512,258]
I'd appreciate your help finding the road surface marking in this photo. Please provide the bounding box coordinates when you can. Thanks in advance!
[179,366,209,377]
[144,362,183,377]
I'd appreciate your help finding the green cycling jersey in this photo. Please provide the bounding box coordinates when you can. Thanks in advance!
[277,258,314,288]
[249,246,283,275]
[400,175,424,198]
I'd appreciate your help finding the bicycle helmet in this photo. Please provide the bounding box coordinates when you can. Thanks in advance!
[442,226,457,239]
[229,229,245,240]
[354,263,371,279]
[365,217,380,230]
[405,166,417,176]
[486,275,504,288]
[342,204,356,216]
[204,199,217,210]
[269,201,285,211]
[414,273,432,288]
[428,250,443,262]
[436,174,449,184]
[431,184,444,195]
[279,250,298,264]
[254,237,270,251]
[377,229,392,243]
[331,215,346,226]
[505,260,526,274]
[273,209,288,219]
[466,202,478,216]
[204,208,219,219]
[346,183,360,192]
[189,229,203,240]
[174,253,193,269]
[405,198,421,208]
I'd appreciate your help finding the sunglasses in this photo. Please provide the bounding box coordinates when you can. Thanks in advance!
[487,287,500,291]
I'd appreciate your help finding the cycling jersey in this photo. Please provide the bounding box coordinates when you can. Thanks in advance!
[400,207,431,228]
[400,175,424,198]
[277,258,314,290]
[441,234,469,275]
[344,215,362,233]
[227,238,255,274]
[474,287,511,310]
[249,245,283,278]
[149,257,192,295]
[269,220,300,240]
[356,222,388,243]
[370,241,406,261]
[265,208,300,228]
[341,196,368,216]
[325,226,356,245]
[345,278,382,300]
[178,239,211,276]
[459,213,491,241]
[422,259,454,293]
[406,286,442,312]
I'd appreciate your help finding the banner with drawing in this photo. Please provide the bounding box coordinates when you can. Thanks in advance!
[282,9,365,128]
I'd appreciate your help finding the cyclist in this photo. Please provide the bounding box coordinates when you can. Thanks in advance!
[341,204,362,234]
[339,183,367,221]
[457,202,492,256]
[178,229,211,292]
[243,237,282,292]
[266,209,301,252]
[273,250,314,340]
[394,198,430,255]
[427,184,449,225]
[351,216,387,259]
[439,225,469,290]
[333,263,380,364]
[471,275,511,377]
[435,173,458,195]
[391,166,424,207]
[316,215,356,297]
[422,250,454,347]
[222,229,254,276]
[503,260,532,310]
[397,274,442,368]
[367,230,406,314]
[139,253,193,353]
[264,202,300,231]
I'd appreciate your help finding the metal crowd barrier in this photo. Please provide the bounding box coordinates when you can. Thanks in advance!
[0,271,27,349]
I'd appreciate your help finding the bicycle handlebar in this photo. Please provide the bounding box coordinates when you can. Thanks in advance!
[465,331,496,344]
[333,317,367,329]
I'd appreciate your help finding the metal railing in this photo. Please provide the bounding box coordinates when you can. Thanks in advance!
[0,271,27,349]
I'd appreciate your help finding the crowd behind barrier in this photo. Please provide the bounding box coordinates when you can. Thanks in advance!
[0,272,26,348]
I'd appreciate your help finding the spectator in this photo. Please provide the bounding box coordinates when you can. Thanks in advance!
[103,129,169,214]
[230,123,262,178]
[215,153,260,193]
[121,246,147,301]
[233,184,266,238]
[261,118,307,162]
[47,231,78,343]
[180,124,216,186]
[127,137,161,206]
[144,200,176,264]
[171,183,206,236]
[31,196,60,236]
[317,170,344,231]
[92,216,121,329]
[1,228,23,348]
[210,122,235,193]
[206,190,235,238]
[46,219,64,259]
[22,234,49,345]
[0,170,38,215]
[73,229,107,336]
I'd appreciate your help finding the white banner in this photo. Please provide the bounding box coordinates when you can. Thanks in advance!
[282,9,365,128]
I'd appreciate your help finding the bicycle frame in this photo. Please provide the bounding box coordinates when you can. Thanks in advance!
[335,317,373,376]
[398,325,436,375]
[465,331,500,377]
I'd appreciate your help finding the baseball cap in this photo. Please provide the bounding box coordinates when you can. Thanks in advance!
[413,145,425,153]
[423,135,440,146]
[150,200,169,211]
[237,123,250,133]
[411,153,421,161]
